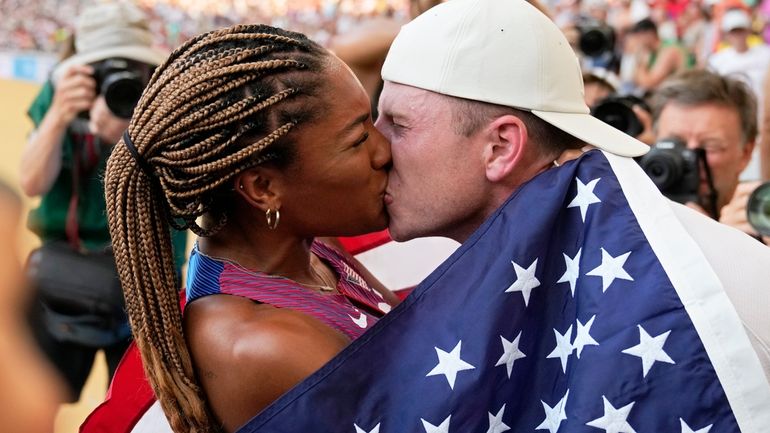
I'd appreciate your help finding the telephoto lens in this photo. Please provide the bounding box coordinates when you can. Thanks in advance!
[747,181,770,236]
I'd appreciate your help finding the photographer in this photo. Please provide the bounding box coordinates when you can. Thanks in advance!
[585,67,656,146]
[18,1,185,402]
[649,69,769,245]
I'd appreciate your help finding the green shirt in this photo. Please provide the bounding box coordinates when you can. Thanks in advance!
[27,80,188,270]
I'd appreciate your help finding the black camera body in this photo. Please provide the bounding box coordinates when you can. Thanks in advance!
[637,138,701,205]
[91,58,153,119]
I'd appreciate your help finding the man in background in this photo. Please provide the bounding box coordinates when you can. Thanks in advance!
[651,69,769,244]
[18,1,185,403]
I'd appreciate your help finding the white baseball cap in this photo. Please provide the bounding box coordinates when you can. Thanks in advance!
[382,0,649,157]
[721,8,751,32]
[52,1,168,83]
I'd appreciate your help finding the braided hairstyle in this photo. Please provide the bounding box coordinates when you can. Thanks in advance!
[104,24,329,432]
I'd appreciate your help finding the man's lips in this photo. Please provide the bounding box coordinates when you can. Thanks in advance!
[384,191,394,206]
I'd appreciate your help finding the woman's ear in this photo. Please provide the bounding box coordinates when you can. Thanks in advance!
[233,167,282,211]
[482,114,528,183]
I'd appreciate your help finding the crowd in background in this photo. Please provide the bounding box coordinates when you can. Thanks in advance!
[0,0,410,52]
[3,0,770,92]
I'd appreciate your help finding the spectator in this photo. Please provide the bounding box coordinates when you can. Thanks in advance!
[626,17,693,91]
[18,1,185,403]
[651,69,769,243]
[707,8,770,181]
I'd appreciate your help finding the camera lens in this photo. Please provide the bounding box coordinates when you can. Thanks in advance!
[102,71,144,119]
[580,28,608,57]
[747,182,770,236]
[639,152,683,190]
[592,99,643,137]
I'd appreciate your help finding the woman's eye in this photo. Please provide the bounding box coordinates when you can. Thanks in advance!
[354,132,370,147]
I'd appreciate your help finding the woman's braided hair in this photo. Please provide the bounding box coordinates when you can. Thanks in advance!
[104,24,329,432]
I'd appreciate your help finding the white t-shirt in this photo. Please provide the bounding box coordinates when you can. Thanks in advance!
[707,45,770,99]
[708,45,770,181]
[670,201,770,382]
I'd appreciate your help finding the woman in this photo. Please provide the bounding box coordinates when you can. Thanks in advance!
[104,24,397,433]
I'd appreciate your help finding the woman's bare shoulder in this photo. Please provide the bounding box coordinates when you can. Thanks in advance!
[184,294,349,432]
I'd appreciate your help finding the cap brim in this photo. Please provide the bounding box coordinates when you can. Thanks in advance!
[52,46,168,83]
[531,110,650,157]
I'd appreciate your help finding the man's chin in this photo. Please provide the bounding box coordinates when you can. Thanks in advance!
[387,223,417,243]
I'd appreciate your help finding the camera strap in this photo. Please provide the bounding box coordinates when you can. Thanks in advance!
[697,149,719,220]
[64,131,102,251]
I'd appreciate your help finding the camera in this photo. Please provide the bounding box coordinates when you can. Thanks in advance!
[748,182,770,236]
[91,58,154,119]
[591,95,648,137]
[637,138,702,205]
[578,22,616,58]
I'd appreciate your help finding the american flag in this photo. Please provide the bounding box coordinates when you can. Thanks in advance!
[236,150,770,433]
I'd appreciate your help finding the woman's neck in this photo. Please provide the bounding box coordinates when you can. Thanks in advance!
[197,218,317,285]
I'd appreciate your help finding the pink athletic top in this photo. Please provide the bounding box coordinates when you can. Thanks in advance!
[185,241,390,339]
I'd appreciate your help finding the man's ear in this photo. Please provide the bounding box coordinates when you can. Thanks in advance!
[233,167,282,211]
[482,114,528,183]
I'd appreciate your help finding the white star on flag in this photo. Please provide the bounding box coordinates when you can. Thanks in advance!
[547,325,574,373]
[557,249,581,297]
[495,332,526,378]
[586,248,633,292]
[421,415,451,433]
[586,396,636,433]
[486,404,510,433]
[567,177,601,222]
[621,325,675,377]
[426,341,475,389]
[680,418,712,433]
[354,423,381,433]
[573,315,599,358]
[505,258,540,307]
[536,389,569,433]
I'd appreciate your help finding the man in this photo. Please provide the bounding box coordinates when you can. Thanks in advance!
[19,1,186,403]
[234,1,769,432]
[707,8,770,101]
[650,69,769,244]
[625,17,692,92]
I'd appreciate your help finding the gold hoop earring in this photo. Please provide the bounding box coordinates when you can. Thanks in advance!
[265,208,280,230]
